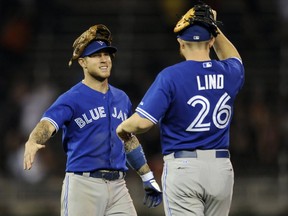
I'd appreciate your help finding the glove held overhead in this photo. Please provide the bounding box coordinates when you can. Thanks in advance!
[174,3,221,37]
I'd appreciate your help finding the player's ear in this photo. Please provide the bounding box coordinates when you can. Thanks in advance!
[177,38,185,48]
[78,58,86,68]
[208,37,215,48]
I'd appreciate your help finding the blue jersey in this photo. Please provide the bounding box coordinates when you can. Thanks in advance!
[136,58,244,155]
[41,82,132,172]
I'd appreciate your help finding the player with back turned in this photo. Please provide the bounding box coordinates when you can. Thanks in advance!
[116,3,244,216]
[23,24,162,216]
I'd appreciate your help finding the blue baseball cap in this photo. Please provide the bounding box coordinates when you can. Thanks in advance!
[177,25,211,42]
[80,40,117,57]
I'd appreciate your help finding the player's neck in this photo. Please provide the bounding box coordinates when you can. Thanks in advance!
[82,79,109,93]
[182,48,211,61]
[185,52,211,61]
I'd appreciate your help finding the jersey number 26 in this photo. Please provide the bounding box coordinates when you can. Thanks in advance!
[186,92,231,132]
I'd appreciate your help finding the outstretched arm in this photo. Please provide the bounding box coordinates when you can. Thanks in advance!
[23,120,56,170]
[117,113,154,139]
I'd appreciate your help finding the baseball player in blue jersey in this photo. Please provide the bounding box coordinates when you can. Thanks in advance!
[23,24,162,216]
[116,4,244,216]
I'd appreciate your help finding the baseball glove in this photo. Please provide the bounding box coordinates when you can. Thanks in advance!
[174,3,220,37]
[68,24,113,66]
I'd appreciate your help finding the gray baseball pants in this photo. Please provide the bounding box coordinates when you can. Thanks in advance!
[61,172,137,216]
[162,149,234,216]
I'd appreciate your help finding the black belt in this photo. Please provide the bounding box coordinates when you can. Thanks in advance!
[74,170,125,181]
[174,150,230,158]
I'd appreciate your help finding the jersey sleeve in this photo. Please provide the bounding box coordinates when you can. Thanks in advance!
[41,93,74,133]
[136,71,172,124]
[225,57,245,91]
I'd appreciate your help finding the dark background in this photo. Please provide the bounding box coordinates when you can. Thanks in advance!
[0,0,287,215]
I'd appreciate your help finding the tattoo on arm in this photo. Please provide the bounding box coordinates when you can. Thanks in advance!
[30,121,54,144]
[124,135,151,175]
[124,135,140,152]
[137,164,151,176]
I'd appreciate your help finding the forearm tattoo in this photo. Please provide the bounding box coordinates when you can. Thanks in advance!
[124,135,140,152]
[124,135,151,175]
[137,164,151,176]
[30,121,53,144]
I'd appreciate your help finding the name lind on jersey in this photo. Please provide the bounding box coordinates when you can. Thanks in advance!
[74,107,128,128]
[196,74,224,90]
